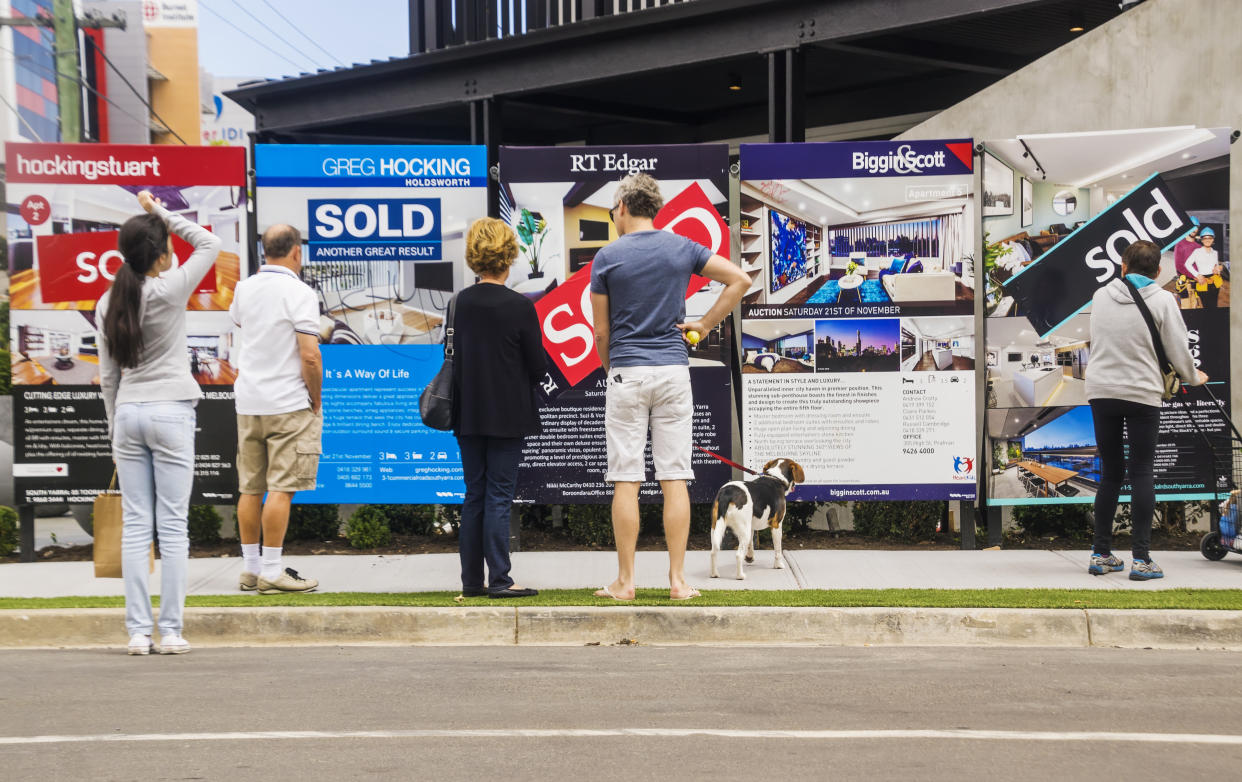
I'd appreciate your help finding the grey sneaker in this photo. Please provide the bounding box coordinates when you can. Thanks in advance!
[1088,554,1124,575]
[127,634,153,655]
[239,571,258,591]
[257,567,319,594]
[1129,559,1164,581]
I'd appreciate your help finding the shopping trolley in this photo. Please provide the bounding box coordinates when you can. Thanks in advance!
[1184,384,1242,560]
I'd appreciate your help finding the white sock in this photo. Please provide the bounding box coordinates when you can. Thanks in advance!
[241,543,260,575]
[260,547,283,580]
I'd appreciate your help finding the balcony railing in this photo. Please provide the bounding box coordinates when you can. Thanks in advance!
[409,0,695,53]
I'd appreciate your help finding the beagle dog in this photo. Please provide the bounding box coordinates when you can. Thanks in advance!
[709,458,805,580]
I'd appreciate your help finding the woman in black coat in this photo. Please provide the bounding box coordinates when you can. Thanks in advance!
[452,218,547,598]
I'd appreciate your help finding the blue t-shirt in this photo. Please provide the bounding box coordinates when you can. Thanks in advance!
[589,230,712,367]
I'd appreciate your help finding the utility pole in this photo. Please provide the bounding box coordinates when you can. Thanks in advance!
[52,0,80,141]
[0,6,125,142]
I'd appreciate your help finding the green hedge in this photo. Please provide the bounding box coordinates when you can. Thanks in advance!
[566,504,613,547]
[0,506,17,556]
[373,504,439,536]
[187,505,222,546]
[1013,504,1094,541]
[0,348,11,397]
[567,503,718,547]
[852,501,943,542]
[345,506,392,549]
[286,504,342,541]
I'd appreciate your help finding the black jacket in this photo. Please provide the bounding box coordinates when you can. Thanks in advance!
[450,282,546,438]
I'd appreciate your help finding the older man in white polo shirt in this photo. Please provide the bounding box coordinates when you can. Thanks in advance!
[229,224,322,594]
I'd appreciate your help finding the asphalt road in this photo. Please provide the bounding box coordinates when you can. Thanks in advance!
[2,645,1241,781]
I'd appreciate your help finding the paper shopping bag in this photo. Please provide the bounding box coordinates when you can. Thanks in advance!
[93,473,154,578]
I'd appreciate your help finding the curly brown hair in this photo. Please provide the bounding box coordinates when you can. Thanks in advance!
[466,217,519,277]
[615,173,664,220]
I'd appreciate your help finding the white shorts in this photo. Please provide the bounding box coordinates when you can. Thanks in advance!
[604,365,694,483]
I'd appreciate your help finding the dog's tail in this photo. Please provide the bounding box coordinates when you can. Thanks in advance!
[715,485,748,523]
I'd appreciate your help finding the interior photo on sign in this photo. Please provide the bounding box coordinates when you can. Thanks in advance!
[740,177,974,316]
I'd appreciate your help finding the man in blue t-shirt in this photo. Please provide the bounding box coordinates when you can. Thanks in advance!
[589,173,750,601]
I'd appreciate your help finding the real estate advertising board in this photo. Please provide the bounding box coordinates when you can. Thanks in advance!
[738,141,978,501]
[255,144,487,503]
[499,145,733,503]
[6,142,248,504]
[982,127,1232,505]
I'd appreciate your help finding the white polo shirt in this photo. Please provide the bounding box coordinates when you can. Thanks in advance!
[229,264,320,416]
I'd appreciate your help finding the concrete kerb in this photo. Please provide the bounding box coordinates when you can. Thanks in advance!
[5,605,1239,649]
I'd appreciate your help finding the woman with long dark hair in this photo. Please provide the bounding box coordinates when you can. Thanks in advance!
[98,190,221,654]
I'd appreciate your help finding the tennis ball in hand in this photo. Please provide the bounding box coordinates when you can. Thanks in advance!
[685,330,701,345]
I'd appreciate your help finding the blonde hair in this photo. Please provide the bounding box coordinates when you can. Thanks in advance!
[615,173,664,219]
[466,217,519,276]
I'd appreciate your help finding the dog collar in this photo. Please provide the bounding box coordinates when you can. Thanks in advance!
[765,470,791,489]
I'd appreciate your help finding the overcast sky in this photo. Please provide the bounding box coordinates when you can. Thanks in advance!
[197,0,410,81]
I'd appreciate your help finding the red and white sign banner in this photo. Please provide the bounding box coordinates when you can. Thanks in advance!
[36,230,217,304]
[5,143,244,185]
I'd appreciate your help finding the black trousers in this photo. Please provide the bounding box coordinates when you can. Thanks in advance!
[1198,283,1220,309]
[1090,398,1161,561]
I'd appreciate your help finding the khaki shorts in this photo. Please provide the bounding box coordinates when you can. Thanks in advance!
[604,365,694,483]
[237,408,322,494]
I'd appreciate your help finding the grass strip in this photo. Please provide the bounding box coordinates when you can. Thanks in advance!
[1,589,1241,611]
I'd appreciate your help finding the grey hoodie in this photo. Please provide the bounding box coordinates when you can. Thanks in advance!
[1084,278,1200,408]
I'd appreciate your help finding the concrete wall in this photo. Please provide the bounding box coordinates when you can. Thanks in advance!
[898,0,1242,413]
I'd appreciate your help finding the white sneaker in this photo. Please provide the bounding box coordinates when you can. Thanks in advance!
[127,634,153,655]
[159,634,191,655]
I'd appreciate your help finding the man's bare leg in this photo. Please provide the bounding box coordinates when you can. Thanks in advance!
[237,493,263,545]
[261,491,295,548]
[660,479,694,599]
[596,481,639,599]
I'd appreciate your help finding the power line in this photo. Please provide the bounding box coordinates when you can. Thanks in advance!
[27,22,188,144]
[200,1,317,73]
[0,91,44,142]
[258,0,346,67]
[225,0,325,71]
[0,43,155,141]
[90,44,189,144]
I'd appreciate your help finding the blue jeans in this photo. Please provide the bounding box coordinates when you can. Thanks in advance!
[456,435,524,592]
[113,400,197,637]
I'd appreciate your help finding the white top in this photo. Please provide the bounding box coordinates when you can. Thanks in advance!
[97,204,222,433]
[1185,246,1219,277]
[229,264,319,416]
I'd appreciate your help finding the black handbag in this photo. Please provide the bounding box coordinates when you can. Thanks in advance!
[1121,276,1181,401]
[419,294,457,430]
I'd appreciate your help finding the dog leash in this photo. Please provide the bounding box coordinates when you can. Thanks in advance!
[694,446,759,476]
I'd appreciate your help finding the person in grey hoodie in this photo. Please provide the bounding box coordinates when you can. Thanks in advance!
[98,190,222,655]
[1085,240,1207,581]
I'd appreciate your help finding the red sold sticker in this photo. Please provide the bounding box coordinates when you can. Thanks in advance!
[653,181,728,298]
[36,229,217,304]
[536,261,598,387]
[536,182,729,387]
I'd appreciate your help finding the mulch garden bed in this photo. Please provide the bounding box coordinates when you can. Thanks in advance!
[4,528,1205,564]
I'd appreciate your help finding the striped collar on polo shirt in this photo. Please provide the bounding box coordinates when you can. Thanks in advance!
[258,264,301,278]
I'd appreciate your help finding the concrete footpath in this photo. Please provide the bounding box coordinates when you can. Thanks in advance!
[1,549,1240,650]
